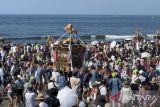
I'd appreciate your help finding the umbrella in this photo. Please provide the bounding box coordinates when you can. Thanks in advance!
[57,86,78,107]
[91,41,99,45]
[110,41,116,48]
[141,52,151,58]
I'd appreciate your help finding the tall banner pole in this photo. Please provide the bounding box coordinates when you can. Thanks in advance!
[69,33,73,71]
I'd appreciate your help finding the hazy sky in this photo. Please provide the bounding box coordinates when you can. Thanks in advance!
[0,0,160,15]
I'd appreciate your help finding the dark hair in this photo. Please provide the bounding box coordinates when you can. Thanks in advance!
[91,66,95,70]
[59,70,63,75]
[7,79,12,84]
[100,79,106,85]
[47,88,58,97]
[72,72,77,77]
[27,85,33,91]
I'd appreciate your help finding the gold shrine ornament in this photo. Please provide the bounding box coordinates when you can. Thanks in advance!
[64,24,77,34]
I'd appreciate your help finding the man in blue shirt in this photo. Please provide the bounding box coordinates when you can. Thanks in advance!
[56,70,67,90]
[91,66,98,85]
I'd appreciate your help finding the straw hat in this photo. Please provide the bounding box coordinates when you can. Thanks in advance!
[150,77,158,83]
[50,77,55,81]
[37,93,44,98]
[36,93,45,100]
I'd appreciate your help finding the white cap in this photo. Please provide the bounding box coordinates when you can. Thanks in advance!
[139,70,144,74]
[111,55,115,61]
[17,75,22,79]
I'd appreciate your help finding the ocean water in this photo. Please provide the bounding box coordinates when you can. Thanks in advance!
[0,15,160,42]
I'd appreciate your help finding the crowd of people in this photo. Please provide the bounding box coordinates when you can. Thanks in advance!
[0,38,159,107]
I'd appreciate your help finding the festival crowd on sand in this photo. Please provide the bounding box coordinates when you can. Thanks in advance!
[0,38,160,107]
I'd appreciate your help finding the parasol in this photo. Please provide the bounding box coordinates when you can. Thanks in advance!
[141,52,151,58]
[57,86,78,107]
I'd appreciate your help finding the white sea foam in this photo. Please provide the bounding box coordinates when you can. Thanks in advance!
[104,34,154,40]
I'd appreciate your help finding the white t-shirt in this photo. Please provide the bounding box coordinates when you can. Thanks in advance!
[57,86,78,107]
[139,75,146,82]
[10,65,15,75]
[0,50,5,57]
[48,82,55,89]
[52,71,60,82]
[39,102,48,107]
[12,46,17,53]
[79,101,86,107]
[131,75,138,83]
[120,87,132,104]
[99,85,107,95]
[25,92,36,107]
[136,42,140,50]
[0,68,4,77]
[27,46,30,52]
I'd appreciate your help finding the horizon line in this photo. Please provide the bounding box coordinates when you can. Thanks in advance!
[0,14,160,16]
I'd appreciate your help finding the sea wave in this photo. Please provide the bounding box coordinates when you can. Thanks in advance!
[1,34,154,41]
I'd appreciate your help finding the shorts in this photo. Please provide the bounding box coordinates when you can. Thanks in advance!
[36,77,42,83]
[7,92,14,97]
